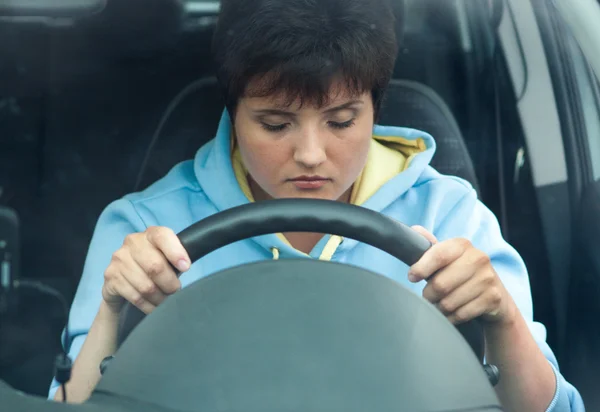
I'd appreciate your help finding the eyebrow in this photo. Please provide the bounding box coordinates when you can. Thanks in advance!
[253,100,364,117]
[323,100,364,114]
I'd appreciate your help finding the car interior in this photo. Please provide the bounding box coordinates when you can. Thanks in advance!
[0,0,596,407]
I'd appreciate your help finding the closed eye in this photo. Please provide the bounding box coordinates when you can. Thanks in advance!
[261,122,289,132]
[329,119,355,130]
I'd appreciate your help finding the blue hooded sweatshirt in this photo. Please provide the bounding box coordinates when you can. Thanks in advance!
[48,110,584,411]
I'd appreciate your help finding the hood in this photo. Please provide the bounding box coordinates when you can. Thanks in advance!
[193,109,437,257]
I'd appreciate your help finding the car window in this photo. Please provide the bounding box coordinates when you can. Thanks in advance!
[556,8,600,181]
[570,42,600,181]
[546,0,600,181]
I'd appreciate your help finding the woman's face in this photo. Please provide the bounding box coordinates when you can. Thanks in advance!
[233,86,374,202]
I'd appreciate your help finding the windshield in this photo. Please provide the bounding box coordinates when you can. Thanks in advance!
[0,0,599,410]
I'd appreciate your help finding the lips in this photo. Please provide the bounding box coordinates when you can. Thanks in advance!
[291,175,327,182]
[289,175,330,190]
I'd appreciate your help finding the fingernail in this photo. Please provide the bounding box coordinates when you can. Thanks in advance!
[408,272,418,283]
[176,259,190,272]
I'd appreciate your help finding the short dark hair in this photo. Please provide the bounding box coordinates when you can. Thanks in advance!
[212,0,398,120]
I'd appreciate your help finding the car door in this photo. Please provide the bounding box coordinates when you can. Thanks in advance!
[531,0,600,409]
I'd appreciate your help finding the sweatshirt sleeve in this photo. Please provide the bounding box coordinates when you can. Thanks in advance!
[47,198,147,400]
[432,187,585,412]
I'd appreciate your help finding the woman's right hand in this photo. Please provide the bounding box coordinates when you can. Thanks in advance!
[102,226,191,315]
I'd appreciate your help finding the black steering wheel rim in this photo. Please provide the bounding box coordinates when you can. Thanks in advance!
[118,198,485,360]
[178,198,432,265]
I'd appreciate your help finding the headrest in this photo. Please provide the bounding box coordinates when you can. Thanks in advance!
[84,0,184,56]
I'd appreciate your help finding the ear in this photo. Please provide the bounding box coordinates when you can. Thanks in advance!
[230,128,237,154]
[228,103,241,154]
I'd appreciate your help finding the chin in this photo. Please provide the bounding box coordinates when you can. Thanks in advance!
[275,189,341,201]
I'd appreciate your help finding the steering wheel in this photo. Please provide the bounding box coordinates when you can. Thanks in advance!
[93,199,500,412]
[118,198,485,357]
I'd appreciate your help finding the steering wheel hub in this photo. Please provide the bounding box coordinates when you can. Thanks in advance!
[96,259,501,412]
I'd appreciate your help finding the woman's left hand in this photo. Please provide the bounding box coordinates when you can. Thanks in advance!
[408,226,518,327]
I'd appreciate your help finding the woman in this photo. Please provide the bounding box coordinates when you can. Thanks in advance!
[49,0,583,410]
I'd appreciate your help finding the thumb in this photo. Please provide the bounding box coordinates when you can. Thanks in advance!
[411,225,438,245]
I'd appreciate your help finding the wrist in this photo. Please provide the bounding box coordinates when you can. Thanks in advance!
[483,301,521,338]
[98,300,121,325]
[93,301,120,351]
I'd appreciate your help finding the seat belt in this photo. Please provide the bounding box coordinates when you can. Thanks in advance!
[489,1,509,237]
[492,49,509,238]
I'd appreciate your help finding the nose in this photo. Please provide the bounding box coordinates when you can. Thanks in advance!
[293,126,327,169]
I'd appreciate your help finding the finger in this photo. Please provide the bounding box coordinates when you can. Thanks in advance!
[434,271,487,314]
[446,278,504,325]
[114,276,157,315]
[146,226,191,273]
[408,238,470,283]
[447,296,489,325]
[411,225,438,245]
[422,255,478,303]
[131,247,182,295]
[118,258,169,307]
